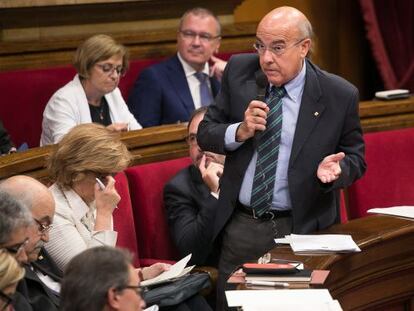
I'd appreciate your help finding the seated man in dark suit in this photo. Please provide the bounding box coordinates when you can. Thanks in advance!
[0,176,60,311]
[0,120,16,155]
[128,7,226,127]
[165,107,225,266]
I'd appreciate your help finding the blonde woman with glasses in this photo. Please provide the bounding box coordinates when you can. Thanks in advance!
[0,250,25,311]
[40,34,141,146]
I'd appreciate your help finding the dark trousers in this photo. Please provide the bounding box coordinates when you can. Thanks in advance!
[216,210,293,310]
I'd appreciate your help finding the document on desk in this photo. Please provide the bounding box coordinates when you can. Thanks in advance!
[283,234,360,253]
[140,254,194,287]
[225,289,334,308]
[242,299,343,311]
[368,206,414,219]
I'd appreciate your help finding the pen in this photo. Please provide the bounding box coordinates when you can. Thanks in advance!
[246,281,289,288]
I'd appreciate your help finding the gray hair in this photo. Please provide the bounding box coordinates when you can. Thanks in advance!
[178,7,221,36]
[298,17,313,40]
[61,246,133,311]
[0,191,32,245]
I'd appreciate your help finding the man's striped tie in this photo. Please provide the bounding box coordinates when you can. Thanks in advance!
[250,86,286,217]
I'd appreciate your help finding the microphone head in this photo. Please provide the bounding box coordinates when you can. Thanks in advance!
[256,73,268,101]
[256,73,268,89]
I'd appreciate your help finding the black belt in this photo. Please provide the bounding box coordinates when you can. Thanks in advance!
[236,201,291,220]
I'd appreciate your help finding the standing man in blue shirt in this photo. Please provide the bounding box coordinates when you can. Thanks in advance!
[197,6,366,308]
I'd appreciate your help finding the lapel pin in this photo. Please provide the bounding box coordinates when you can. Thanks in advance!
[314,112,319,117]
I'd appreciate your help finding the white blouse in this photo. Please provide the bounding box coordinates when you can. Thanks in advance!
[45,183,118,271]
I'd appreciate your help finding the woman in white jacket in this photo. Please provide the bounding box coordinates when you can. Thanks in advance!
[40,34,141,146]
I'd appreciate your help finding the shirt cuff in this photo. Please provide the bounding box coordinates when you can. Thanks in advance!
[225,122,244,151]
[90,230,118,247]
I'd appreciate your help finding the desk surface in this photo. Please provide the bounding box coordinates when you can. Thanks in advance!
[266,215,414,310]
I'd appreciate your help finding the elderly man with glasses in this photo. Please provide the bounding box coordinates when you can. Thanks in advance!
[0,191,32,264]
[0,175,60,311]
[128,7,227,127]
[197,6,366,309]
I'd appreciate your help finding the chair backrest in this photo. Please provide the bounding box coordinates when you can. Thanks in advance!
[114,171,140,267]
[348,127,414,219]
[125,157,192,261]
[339,189,348,223]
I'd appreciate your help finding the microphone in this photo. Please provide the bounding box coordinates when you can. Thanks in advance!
[256,73,268,102]
[254,74,268,146]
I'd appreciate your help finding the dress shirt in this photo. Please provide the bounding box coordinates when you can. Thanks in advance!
[225,61,306,210]
[33,266,61,294]
[45,183,117,271]
[177,52,211,109]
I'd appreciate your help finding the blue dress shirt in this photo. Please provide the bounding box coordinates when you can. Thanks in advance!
[224,61,307,210]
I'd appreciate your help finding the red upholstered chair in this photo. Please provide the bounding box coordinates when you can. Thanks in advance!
[0,66,76,147]
[113,172,140,267]
[347,128,414,219]
[125,157,192,261]
[339,189,348,223]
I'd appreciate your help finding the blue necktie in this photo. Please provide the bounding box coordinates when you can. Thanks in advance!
[250,86,286,217]
[194,72,213,107]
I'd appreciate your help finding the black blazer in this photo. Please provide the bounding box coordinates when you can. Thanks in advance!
[14,249,62,311]
[164,165,220,266]
[128,55,221,127]
[198,54,366,237]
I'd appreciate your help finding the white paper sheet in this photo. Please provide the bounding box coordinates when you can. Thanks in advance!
[368,206,414,219]
[242,299,343,311]
[288,234,360,253]
[140,254,193,287]
[225,289,333,307]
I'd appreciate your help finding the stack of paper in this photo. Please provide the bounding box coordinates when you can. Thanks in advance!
[275,234,360,253]
[140,254,194,287]
[226,289,342,310]
[242,300,343,311]
[368,206,414,219]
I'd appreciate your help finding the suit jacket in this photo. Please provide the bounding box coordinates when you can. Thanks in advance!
[0,120,13,154]
[127,55,221,127]
[198,54,366,238]
[164,165,220,266]
[14,248,62,311]
[40,74,141,146]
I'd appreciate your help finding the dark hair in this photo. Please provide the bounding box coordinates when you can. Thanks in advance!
[60,246,132,311]
[0,191,32,245]
[187,106,208,131]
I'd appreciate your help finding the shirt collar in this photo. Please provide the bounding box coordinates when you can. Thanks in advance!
[61,187,94,221]
[177,52,210,78]
[283,60,307,102]
[269,60,306,102]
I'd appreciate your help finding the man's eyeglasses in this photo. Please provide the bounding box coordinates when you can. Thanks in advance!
[253,38,306,56]
[95,63,126,77]
[186,133,198,146]
[0,290,13,311]
[33,218,53,235]
[179,30,221,43]
[3,237,29,255]
[117,285,143,296]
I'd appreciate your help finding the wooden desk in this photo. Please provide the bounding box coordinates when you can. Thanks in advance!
[267,215,414,310]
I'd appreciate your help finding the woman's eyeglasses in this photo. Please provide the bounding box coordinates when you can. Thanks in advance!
[95,63,126,77]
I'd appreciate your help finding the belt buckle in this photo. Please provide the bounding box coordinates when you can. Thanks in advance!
[252,209,275,220]
[263,211,275,220]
